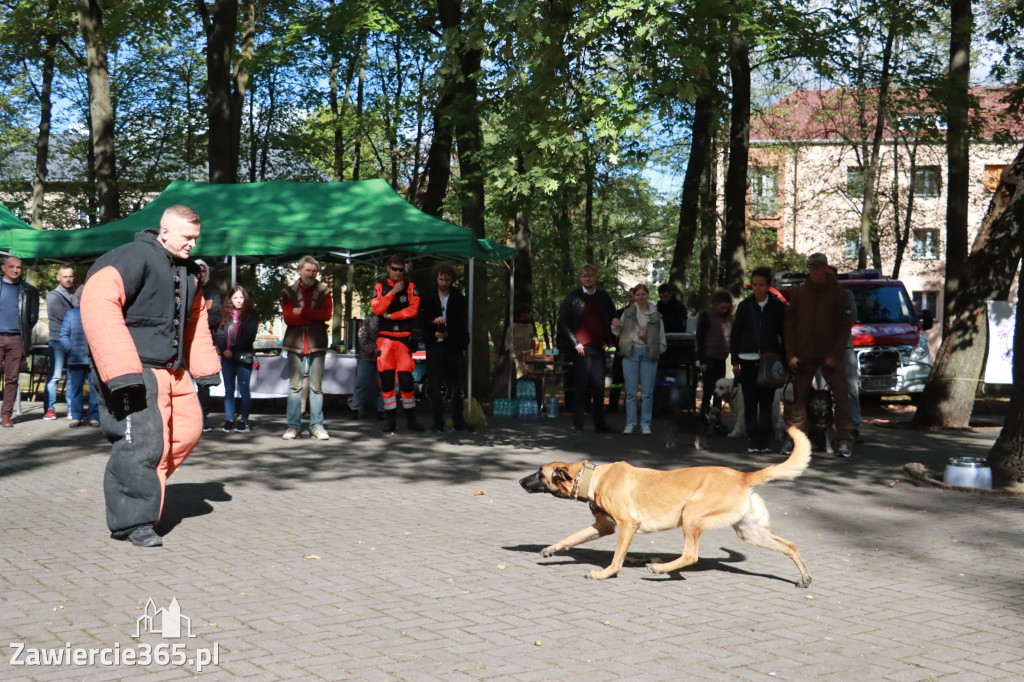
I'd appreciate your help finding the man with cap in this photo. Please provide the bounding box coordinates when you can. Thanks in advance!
[782,252,855,457]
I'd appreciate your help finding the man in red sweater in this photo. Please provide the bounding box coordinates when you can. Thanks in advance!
[281,256,333,440]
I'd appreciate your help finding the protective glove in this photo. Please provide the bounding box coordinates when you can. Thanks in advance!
[111,383,147,420]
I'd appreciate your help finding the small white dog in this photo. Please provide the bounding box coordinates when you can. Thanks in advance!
[713,377,787,441]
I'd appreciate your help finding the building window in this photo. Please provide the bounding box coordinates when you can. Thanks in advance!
[912,229,939,260]
[748,166,778,217]
[983,165,1006,192]
[844,230,860,260]
[846,167,865,195]
[912,291,939,320]
[912,166,941,197]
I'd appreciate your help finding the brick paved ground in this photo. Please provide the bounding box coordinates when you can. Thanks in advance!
[2,399,1022,681]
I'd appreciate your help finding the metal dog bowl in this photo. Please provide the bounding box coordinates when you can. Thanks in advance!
[943,457,993,490]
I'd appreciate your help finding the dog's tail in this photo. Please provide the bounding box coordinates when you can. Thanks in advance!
[745,426,811,488]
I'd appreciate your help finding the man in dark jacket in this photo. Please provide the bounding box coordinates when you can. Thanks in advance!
[557,264,618,433]
[418,263,470,432]
[81,205,221,547]
[0,256,39,427]
[784,252,855,457]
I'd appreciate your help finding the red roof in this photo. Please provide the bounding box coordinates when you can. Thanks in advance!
[750,86,1024,142]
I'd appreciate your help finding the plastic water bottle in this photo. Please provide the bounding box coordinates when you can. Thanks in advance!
[546,393,559,419]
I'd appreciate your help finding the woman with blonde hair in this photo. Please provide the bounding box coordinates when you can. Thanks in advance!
[611,283,666,435]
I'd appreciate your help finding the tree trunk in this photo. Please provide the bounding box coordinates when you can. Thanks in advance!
[198,0,238,183]
[857,19,895,271]
[512,209,533,316]
[698,138,719,304]
[352,31,367,181]
[30,0,59,229]
[670,90,713,298]
[943,0,972,338]
[913,146,1024,429]
[720,20,750,298]
[423,85,455,216]
[231,0,255,176]
[77,0,119,222]
[987,262,1024,486]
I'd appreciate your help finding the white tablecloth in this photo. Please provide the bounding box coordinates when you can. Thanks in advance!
[209,352,357,398]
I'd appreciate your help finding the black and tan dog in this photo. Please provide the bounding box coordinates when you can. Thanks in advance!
[518,426,813,587]
[807,388,836,455]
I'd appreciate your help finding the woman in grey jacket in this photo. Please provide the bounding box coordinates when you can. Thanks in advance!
[612,284,666,435]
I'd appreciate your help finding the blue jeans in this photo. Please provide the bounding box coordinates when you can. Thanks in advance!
[44,340,67,411]
[349,358,384,414]
[221,358,252,422]
[622,346,658,427]
[66,365,99,421]
[287,351,325,431]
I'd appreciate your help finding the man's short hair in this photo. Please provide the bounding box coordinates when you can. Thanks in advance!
[297,255,320,271]
[162,204,200,224]
[386,254,406,268]
[751,265,774,285]
[434,263,457,281]
[57,264,74,274]
[657,283,674,296]
[579,264,598,276]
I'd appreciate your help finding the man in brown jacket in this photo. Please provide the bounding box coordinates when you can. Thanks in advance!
[281,256,333,440]
[783,252,855,457]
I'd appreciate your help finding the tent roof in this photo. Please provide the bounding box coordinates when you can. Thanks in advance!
[8,179,514,264]
[0,205,36,254]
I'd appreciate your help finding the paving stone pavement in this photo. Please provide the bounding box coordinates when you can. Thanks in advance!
[2,400,1022,681]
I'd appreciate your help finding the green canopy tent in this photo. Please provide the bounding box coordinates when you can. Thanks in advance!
[6,180,516,406]
[6,179,513,264]
[0,204,38,255]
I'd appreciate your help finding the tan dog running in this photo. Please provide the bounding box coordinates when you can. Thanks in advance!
[518,426,813,587]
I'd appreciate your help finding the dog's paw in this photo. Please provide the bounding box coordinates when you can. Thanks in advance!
[646,562,666,574]
[540,545,561,558]
[585,570,611,580]
[797,576,813,589]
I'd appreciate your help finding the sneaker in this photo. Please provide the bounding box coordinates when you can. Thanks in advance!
[622,424,635,435]
[202,421,212,433]
[780,441,794,456]
[311,428,330,441]
[235,420,251,433]
[836,443,853,458]
[43,409,57,421]
[283,427,299,440]
[126,524,162,548]
[759,444,774,453]
[640,424,652,436]
[747,439,759,453]
[221,420,234,433]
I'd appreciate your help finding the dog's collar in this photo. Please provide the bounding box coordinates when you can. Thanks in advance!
[570,461,597,502]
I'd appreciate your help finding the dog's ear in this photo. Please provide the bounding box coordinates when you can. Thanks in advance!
[553,466,572,483]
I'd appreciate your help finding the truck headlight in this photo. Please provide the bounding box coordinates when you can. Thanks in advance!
[910,332,930,363]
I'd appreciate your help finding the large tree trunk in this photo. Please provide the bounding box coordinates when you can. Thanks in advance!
[943,0,972,338]
[77,0,119,222]
[30,0,59,229]
[231,0,255,176]
[913,146,1024,429]
[698,139,719,304]
[423,84,455,216]
[198,0,238,183]
[719,20,750,298]
[988,263,1024,486]
[670,90,714,299]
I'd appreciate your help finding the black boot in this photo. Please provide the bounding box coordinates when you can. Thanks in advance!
[405,408,425,432]
[382,410,397,434]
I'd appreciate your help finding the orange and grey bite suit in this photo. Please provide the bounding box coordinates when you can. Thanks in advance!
[370,275,423,432]
[81,229,221,539]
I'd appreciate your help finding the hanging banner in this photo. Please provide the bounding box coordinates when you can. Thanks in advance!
[984,301,1016,384]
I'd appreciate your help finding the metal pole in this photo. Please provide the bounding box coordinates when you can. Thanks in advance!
[467,257,475,407]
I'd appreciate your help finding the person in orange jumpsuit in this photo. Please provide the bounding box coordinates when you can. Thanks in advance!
[81,205,221,547]
[371,254,424,433]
